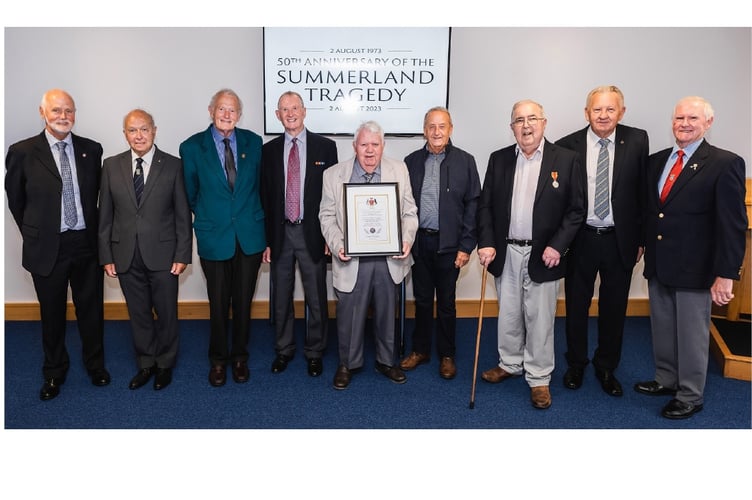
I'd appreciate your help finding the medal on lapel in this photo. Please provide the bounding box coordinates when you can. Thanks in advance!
[551,171,559,189]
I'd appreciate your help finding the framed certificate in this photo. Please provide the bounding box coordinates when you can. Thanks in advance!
[344,182,402,256]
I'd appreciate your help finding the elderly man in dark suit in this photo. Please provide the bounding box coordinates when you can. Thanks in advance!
[555,85,649,397]
[261,91,338,377]
[477,100,585,410]
[99,109,192,391]
[635,96,747,419]
[180,88,266,387]
[5,88,110,400]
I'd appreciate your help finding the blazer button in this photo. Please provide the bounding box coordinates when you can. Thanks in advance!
[658,213,664,218]
[657,235,663,240]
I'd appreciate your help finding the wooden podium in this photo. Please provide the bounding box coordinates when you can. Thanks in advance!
[709,178,752,381]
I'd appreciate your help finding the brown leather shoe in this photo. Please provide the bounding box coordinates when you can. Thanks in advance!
[481,366,514,383]
[531,385,552,409]
[439,357,456,379]
[209,364,226,387]
[232,360,249,383]
[399,352,430,371]
[333,364,351,390]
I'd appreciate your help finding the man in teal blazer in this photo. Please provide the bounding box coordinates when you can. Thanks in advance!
[180,88,265,387]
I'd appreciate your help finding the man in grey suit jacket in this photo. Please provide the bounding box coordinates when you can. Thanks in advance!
[99,109,192,391]
[319,121,418,390]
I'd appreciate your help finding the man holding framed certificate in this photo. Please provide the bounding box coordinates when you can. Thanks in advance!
[319,121,418,390]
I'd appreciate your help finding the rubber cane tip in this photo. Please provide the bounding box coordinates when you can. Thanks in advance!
[469,402,475,409]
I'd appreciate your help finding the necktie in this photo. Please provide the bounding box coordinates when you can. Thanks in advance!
[363,172,374,183]
[56,142,78,228]
[593,138,610,219]
[285,138,300,221]
[134,157,144,205]
[660,150,684,203]
[223,138,236,191]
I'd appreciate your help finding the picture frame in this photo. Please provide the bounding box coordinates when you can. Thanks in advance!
[343,182,402,256]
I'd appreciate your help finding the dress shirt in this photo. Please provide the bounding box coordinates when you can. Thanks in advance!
[586,127,615,227]
[508,142,544,241]
[45,130,85,231]
[284,129,308,219]
[131,146,156,183]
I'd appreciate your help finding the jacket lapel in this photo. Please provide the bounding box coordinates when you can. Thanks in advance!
[663,140,708,205]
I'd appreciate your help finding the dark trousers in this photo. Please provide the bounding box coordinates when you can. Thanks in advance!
[118,244,179,370]
[564,228,633,372]
[410,231,460,358]
[200,241,262,365]
[31,229,104,380]
[270,223,328,359]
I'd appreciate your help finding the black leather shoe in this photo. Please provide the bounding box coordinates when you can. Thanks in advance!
[563,367,584,390]
[89,368,111,387]
[661,399,703,419]
[307,358,323,377]
[153,367,173,390]
[595,370,623,397]
[232,360,249,383]
[271,354,293,374]
[634,380,676,396]
[333,364,351,390]
[39,378,64,401]
[375,362,407,384]
[129,366,156,390]
[209,364,226,387]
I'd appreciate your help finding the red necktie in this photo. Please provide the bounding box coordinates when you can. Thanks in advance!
[660,150,684,203]
[285,138,300,221]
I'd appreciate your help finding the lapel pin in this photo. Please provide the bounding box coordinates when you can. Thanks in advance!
[241,153,246,159]
[689,163,698,171]
[82,153,87,157]
[551,171,559,189]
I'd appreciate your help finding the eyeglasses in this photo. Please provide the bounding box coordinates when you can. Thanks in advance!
[511,116,544,127]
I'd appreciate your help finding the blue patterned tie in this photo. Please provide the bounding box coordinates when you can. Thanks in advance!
[593,138,610,220]
[134,158,144,205]
[56,142,78,228]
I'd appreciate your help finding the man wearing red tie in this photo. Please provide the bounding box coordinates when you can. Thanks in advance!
[636,96,747,419]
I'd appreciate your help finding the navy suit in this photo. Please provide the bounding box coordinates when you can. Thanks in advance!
[555,124,648,373]
[5,131,106,379]
[261,129,338,360]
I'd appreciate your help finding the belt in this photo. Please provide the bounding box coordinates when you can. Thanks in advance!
[285,219,303,225]
[506,238,533,247]
[419,228,439,235]
[584,225,615,234]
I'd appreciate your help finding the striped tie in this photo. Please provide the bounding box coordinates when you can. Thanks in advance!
[134,158,144,205]
[593,138,610,220]
[56,142,78,228]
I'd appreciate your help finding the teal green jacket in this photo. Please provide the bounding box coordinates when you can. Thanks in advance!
[180,126,265,260]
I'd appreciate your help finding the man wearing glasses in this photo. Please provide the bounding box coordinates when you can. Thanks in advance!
[477,100,585,409]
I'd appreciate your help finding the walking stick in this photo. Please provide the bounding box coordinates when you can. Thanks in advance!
[469,269,488,409]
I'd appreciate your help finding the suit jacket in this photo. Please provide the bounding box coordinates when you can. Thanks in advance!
[319,156,419,293]
[404,140,481,255]
[179,126,265,260]
[477,140,586,281]
[98,146,192,272]
[643,139,747,288]
[5,131,103,276]
[261,129,338,262]
[555,124,649,268]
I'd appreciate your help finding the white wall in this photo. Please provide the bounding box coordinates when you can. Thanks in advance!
[4,27,751,305]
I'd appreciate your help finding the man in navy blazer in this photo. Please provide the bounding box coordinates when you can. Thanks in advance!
[635,96,747,419]
[180,89,266,387]
[477,100,585,409]
[555,86,649,397]
[99,109,192,391]
[261,91,338,377]
[5,88,110,400]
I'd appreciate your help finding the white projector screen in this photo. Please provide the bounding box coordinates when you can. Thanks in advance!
[263,27,451,136]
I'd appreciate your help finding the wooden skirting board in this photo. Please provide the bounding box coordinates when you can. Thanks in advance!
[5,298,651,320]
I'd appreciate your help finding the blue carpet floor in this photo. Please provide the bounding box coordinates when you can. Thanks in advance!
[3,316,750,498]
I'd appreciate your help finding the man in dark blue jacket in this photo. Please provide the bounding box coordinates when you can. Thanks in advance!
[399,107,481,379]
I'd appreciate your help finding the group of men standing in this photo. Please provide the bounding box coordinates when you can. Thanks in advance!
[5,85,747,421]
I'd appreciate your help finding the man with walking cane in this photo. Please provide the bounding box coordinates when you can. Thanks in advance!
[476,100,585,409]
